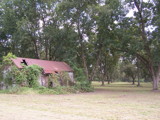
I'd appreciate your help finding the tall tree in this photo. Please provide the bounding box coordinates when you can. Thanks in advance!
[57,0,98,80]
[122,0,160,90]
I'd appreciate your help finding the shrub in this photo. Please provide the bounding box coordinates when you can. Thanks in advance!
[0,86,77,95]
[59,72,72,86]
[48,73,60,87]
[4,69,14,86]
[2,53,16,65]
[48,72,73,87]
[24,65,42,88]
[73,66,87,82]
[0,53,17,87]
[8,66,27,85]
[71,64,94,92]
[0,64,3,82]
[75,81,94,92]
[3,64,42,88]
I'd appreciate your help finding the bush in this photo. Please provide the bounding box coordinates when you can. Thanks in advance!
[71,65,94,92]
[48,73,61,87]
[1,53,42,88]
[3,64,42,88]
[24,65,42,87]
[75,81,94,92]
[59,72,71,86]
[73,66,87,82]
[0,53,17,86]
[48,72,74,87]
[0,86,77,95]
[0,64,3,82]
[6,66,28,86]
[2,53,16,65]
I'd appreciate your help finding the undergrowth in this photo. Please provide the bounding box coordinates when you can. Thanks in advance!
[0,85,94,95]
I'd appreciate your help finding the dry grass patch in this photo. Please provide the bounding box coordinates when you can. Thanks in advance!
[0,82,160,120]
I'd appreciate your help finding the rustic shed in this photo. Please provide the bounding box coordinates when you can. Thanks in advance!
[11,57,74,87]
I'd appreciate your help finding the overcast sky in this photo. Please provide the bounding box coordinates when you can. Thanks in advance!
[126,0,150,17]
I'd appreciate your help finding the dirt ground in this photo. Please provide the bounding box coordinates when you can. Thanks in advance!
[0,82,160,120]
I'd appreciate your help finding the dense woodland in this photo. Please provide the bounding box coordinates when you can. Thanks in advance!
[0,0,160,90]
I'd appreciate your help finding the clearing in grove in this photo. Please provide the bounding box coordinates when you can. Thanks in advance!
[0,82,160,120]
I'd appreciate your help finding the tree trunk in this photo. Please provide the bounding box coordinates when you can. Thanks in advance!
[153,76,159,90]
[132,79,135,85]
[89,49,101,82]
[31,37,39,59]
[137,65,141,87]
[134,0,158,90]
[132,77,135,85]
[45,39,49,60]
[137,79,140,87]
[101,79,105,86]
[82,53,89,80]
[33,41,39,59]
[150,64,160,90]
[111,80,113,83]
[108,80,110,84]
[153,77,159,90]
[77,18,89,81]
[137,73,141,87]
[101,57,107,86]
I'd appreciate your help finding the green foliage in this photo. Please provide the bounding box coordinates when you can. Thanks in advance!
[72,64,94,92]
[0,53,17,86]
[48,73,60,87]
[59,72,72,86]
[49,72,73,87]
[23,65,42,87]
[72,65,87,82]
[121,62,137,81]
[4,66,17,86]
[2,53,16,65]
[0,86,78,95]
[6,66,27,85]
[0,64,3,82]
[3,64,42,88]
[43,86,77,95]
[75,81,94,92]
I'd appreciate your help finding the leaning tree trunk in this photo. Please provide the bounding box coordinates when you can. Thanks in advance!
[133,0,159,90]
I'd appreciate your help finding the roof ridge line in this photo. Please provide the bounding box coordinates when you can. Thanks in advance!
[16,57,65,63]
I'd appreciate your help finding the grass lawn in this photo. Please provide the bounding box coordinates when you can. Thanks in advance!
[0,82,160,120]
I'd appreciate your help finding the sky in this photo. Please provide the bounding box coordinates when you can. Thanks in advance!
[126,0,150,17]
[125,0,156,32]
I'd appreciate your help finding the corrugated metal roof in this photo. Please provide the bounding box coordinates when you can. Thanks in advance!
[11,57,73,74]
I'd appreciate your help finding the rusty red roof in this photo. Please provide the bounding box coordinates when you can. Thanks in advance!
[11,57,73,74]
